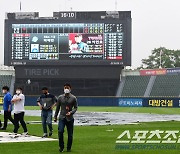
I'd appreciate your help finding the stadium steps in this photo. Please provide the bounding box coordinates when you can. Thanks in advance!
[116,77,126,96]
[144,76,156,97]
[10,76,15,94]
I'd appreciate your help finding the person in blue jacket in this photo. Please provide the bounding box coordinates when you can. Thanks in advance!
[1,86,15,130]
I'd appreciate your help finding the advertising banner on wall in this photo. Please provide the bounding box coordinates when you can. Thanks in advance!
[118,98,180,107]
[143,98,180,107]
[140,67,180,76]
[0,96,3,105]
[24,96,179,107]
[118,98,143,107]
[167,68,180,75]
[139,69,167,76]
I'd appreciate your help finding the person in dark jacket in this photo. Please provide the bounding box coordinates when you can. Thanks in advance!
[37,87,57,138]
[54,83,78,152]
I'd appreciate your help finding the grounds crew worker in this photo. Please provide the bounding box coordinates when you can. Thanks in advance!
[1,86,15,130]
[11,87,28,135]
[37,87,57,138]
[54,83,78,153]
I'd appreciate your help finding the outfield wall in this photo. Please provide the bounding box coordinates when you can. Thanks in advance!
[24,96,180,107]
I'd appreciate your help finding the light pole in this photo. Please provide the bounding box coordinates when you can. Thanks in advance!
[159,49,162,68]
[20,1,22,12]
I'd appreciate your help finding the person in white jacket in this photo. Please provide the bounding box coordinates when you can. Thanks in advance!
[11,87,28,135]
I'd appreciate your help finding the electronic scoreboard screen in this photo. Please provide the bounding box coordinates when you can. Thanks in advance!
[4,11,131,66]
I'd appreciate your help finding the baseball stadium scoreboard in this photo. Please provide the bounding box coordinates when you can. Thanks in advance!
[4,11,131,66]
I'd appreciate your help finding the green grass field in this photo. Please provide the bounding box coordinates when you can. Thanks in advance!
[0,121,180,154]
[0,106,180,154]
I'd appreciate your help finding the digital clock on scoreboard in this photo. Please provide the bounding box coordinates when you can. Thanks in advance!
[53,12,76,19]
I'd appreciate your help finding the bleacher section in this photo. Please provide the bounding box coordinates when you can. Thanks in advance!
[150,75,180,97]
[118,73,180,97]
[121,76,151,97]
[0,75,12,95]
[3,67,179,97]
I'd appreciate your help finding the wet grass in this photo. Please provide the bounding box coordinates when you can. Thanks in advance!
[0,121,180,154]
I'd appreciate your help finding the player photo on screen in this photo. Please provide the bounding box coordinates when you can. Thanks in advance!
[31,44,39,53]
[69,34,103,54]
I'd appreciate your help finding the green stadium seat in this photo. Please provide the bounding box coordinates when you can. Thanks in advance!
[0,75,13,95]
[121,76,150,97]
[150,75,180,97]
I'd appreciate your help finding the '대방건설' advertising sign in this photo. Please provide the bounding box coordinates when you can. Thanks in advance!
[143,98,180,107]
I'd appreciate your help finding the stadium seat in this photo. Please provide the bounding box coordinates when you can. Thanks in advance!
[121,76,151,97]
[0,75,13,95]
[150,75,180,97]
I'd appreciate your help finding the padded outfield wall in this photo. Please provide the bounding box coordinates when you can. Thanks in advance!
[23,96,180,107]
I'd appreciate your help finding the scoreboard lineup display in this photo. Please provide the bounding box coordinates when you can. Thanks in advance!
[12,23,123,60]
[5,11,131,66]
